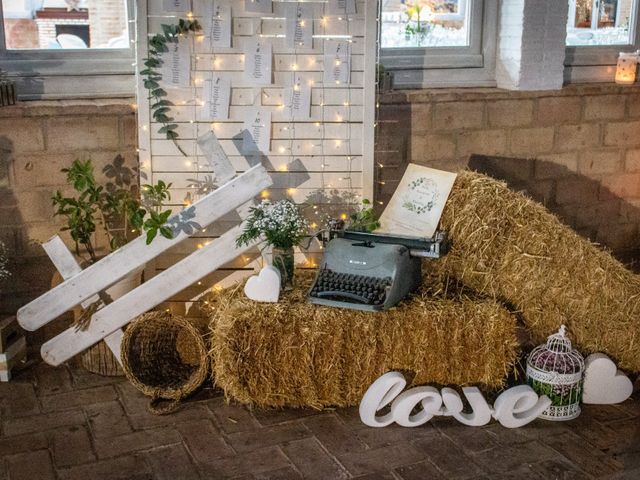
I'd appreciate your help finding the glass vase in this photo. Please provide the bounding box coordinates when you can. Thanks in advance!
[271,247,295,291]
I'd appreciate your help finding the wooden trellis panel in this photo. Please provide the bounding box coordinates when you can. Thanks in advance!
[137,0,376,311]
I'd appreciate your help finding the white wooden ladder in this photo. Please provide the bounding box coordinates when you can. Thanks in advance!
[17,144,272,366]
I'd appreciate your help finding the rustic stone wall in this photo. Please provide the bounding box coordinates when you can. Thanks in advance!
[0,99,137,316]
[376,83,640,263]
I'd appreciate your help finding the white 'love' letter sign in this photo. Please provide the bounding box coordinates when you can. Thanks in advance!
[359,372,552,429]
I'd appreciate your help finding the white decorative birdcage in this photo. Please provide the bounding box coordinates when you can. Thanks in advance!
[526,325,585,421]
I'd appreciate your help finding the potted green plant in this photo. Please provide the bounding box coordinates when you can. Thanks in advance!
[346,199,381,233]
[51,158,173,375]
[236,199,308,290]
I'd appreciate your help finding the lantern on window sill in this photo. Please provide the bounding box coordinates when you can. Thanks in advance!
[526,325,584,421]
[615,50,640,85]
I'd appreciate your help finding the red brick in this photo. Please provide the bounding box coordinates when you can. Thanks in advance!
[584,95,626,121]
[3,410,86,436]
[303,414,367,456]
[578,150,623,176]
[93,427,182,459]
[556,124,601,151]
[85,400,132,439]
[411,133,456,162]
[457,130,508,157]
[625,149,640,172]
[510,127,555,155]
[536,96,582,126]
[52,425,96,467]
[56,454,152,480]
[338,443,424,477]
[145,444,200,480]
[433,102,485,130]
[198,446,291,478]
[602,174,640,198]
[228,422,311,453]
[6,449,55,480]
[604,121,640,147]
[0,117,45,153]
[46,116,120,152]
[0,432,48,457]
[281,437,349,479]
[487,99,534,128]
[555,176,600,205]
[177,419,235,463]
[535,152,578,179]
[42,385,118,412]
[410,103,432,133]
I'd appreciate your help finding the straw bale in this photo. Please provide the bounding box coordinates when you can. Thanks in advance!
[435,171,640,372]
[208,275,518,409]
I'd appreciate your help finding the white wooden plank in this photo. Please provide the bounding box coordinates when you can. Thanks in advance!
[151,155,363,172]
[17,164,272,332]
[41,223,260,367]
[42,236,123,363]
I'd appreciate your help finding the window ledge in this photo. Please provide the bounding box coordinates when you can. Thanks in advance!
[380,83,640,104]
[0,97,136,118]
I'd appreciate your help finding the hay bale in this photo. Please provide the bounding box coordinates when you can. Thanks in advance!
[208,275,518,409]
[435,170,640,372]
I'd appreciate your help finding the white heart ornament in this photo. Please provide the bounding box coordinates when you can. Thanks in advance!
[582,353,633,405]
[244,266,281,303]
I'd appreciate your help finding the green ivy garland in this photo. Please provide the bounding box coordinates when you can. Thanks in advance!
[140,18,202,156]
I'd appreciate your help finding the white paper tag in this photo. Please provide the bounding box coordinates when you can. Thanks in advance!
[323,40,351,85]
[205,1,232,49]
[163,0,190,12]
[245,0,272,14]
[243,108,272,154]
[197,131,236,184]
[244,38,273,85]
[199,74,231,121]
[161,40,191,89]
[286,3,313,49]
[283,76,311,120]
[326,0,356,15]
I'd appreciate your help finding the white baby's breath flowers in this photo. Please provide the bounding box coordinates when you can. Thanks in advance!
[0,241,10,282]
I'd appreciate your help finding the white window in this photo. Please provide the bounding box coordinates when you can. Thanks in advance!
[379,0,498,88]
[0,0,135,99]
[565,0,640,81]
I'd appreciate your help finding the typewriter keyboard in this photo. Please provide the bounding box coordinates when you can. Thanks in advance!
[309,269,392,306]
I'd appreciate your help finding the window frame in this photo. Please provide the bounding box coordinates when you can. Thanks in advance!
[379,0,498,89]
[0,0,136,99]
[565,0,640,82]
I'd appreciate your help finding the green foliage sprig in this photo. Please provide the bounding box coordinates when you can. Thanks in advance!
[52,159,174,263]
[346,199,381,233]
[141,19,202,157]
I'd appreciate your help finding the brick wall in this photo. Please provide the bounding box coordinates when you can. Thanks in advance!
[0,99,137,316]
[376,83,640,263]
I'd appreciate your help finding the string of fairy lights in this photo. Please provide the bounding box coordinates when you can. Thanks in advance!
[137,0,373,289]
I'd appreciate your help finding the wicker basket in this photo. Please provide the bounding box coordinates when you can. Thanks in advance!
[121,311,209,414]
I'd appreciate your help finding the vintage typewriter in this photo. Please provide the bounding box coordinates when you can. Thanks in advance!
[308,230,447,312]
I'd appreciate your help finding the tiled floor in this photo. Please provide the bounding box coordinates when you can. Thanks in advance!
[1,360,639,480]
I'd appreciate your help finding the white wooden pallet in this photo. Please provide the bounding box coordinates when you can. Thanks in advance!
[17,156,273,366]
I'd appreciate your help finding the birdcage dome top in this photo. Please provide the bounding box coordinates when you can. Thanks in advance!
[528,325,585,376]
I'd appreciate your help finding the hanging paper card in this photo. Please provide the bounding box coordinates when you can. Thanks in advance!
[244,38,273,85]
[197,131,236,184]
[283,76,311,120]
[243,109,272,154]
[323,40,351,85]
[199,74,231,121]
[163,0,190,12]
[245,0,272,14]
[202,0,232,49]
[161,40,191,89]
[327,0,357,15]
[286,3,313,49]
[377,165,457,239]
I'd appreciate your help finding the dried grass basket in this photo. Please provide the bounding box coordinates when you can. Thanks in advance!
[121,311,209,415]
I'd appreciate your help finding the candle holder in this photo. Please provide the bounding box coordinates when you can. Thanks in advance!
[615,50,640,85]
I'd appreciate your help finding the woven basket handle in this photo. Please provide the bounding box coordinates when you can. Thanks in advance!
[148,393,182,415]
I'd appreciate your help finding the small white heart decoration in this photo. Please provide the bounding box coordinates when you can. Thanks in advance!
[582,353,633,405]
[244,266,281,303]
